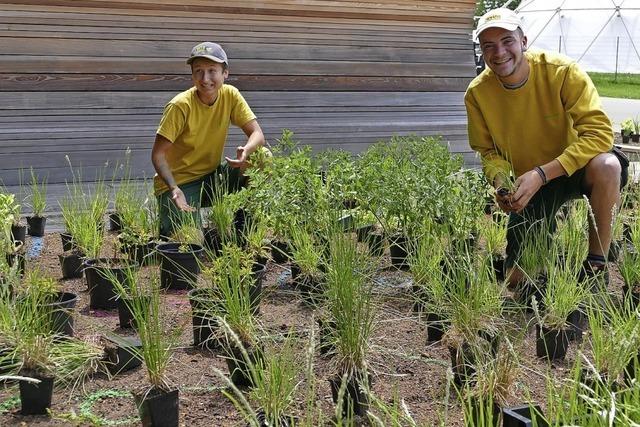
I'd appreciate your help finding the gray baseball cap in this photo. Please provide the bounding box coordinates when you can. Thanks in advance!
[187,42,228,65]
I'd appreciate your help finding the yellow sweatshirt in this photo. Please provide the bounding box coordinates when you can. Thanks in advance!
[465,49,612,184]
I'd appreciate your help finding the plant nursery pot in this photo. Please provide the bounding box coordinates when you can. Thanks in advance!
[26,215,46,237]
[622,284,640,309]
[389,233,410,269]
[11,224,26,245]
[566,309,586,342]
[19,371,54,415]
[632,133,640,143]
[157,243,204,290]
[535,325,569,361]
[58,252,84,279]
[60,232,75,252]
[254,410,294,427]
[355,224,374,243]
[116,295,150,329]
[622,135,631,144]
[133,387,179,427]
[270,239,291,264]
[225,343,264,388]
[342,198,358,209]
[84,258,138,310]
[46,291,78,337]
[250,262,266,314]
[188,288,222,350]
[449,344,476,386]
[233,208,250,246]
[337,214,354,232]
[108,212,121,232]
[297,273,325,305]
[122,240,158,266]
[425,312,448,343]
[6,249,26,276]
[290,262,301,282]
[502,404,548,427]
[328,370,371,418]
[624,352,640,384]
[491,255,506,282]
[317,318,336,356]
[466,398,500,427]
[368,231,385,257]
[203,226,224,257]
[104,335,143,375]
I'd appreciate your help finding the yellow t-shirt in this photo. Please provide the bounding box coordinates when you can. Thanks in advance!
[465,49,612,184]
[154,84,256,195]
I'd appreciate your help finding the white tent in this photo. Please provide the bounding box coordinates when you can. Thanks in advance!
[515,0,640,73]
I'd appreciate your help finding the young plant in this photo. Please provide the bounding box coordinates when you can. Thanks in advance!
[72,211,104,260]
[289,226,323,277]
[621,118,634,136]
[170,211,204,249]
[408,227,449,317]
[479,211,507,257]
[27,168,47,218]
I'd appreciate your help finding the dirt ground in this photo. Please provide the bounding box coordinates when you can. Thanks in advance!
[0,226,627,427]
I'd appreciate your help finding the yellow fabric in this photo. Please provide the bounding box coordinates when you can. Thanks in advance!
[154,85,256,195]
[465,49,613,184]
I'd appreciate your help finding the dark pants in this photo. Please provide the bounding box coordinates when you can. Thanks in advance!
[157,162,246,238]
[505,149,629,269]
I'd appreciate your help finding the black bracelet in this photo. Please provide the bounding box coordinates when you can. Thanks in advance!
[534,166,547,185]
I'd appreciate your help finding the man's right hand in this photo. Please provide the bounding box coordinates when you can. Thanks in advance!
[170,187,196,212]
[495,188,515,213]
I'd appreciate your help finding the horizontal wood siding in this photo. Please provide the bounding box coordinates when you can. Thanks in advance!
[0,0,477,186]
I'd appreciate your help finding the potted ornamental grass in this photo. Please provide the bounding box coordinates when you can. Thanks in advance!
[324,233,377,419]
[157,213,205,290]
[202,176,236,255]
[408,228,450,342]
[109,274,183,426]
[289,226,325,304]
[116,186,159,267]
[621,118,634,144]
[478,212,508,282]
[25,168,48,237]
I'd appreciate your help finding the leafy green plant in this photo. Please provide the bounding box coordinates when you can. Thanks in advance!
[72,211,104,260]
[479,212,507,257]
[621,118,634,136]
[289,226,323,277]
[408,227,449,316]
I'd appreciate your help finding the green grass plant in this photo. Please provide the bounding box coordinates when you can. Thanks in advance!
[289,226,323,277]
[27,168,47,217]
[588,72,640,99]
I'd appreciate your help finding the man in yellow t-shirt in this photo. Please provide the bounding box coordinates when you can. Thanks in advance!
[151,42,265,237]
[466,9,629,287]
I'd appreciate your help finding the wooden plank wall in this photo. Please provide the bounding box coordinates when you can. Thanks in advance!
[0,0,477,186]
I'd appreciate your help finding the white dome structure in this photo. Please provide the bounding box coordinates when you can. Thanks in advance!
[516,0,640,73]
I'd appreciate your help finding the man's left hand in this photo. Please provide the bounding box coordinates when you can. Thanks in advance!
[509,169,545,212]
[225,145,249,171]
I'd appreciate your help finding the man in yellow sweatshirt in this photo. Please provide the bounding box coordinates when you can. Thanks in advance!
[465,8,628,286]
[152,42,265,237]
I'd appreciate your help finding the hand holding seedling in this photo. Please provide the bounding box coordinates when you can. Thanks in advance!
[508,169,545,212]
[225,145,249,171]
[171,187,196,212]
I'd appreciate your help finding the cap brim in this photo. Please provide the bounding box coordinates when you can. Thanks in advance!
[474,23,520,42]
[186,55,226,65]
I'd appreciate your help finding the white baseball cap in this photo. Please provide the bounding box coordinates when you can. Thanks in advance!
[474,8,522,42]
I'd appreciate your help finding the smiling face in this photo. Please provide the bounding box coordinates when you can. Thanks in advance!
[190,58,228,105]
[479,27,529,86]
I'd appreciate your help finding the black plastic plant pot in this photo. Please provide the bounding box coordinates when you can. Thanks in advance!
[317,318,336,357]
[337,214,354,232]
[6,250,26,276]
[117,295,150,329]
[84,258,138,310]
[19,373,55,415]
[467,398,500,427]
[368,232,385,257]
[46,291,78,337]
[11,224,26,245]
[58,252,84,279]
[270,240,291,264]
[355,224,374,243]
[203,226,224,257]
[425,312,448,343]
[157,243,204,290]
[255,410,294,427]
[124,241,158,266]
[133,387,179,427]
[502,404,548,427]
[449,344,476,386]
[290,262,301,282]
[389,233,410,269]
[566,309,586,342]
[26,215,46,237]
[104,335,143,375]
[60,232,74,252]
[250,262,266,314]
[342,198,358,209]
[328,370,371,418]
[233,208,249,246]
[188,288,222,350]
[624,352,640,384]
[536,325,569,361]
[491,255,506,282]
[109,212,121,232]
[225,344,264,388]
